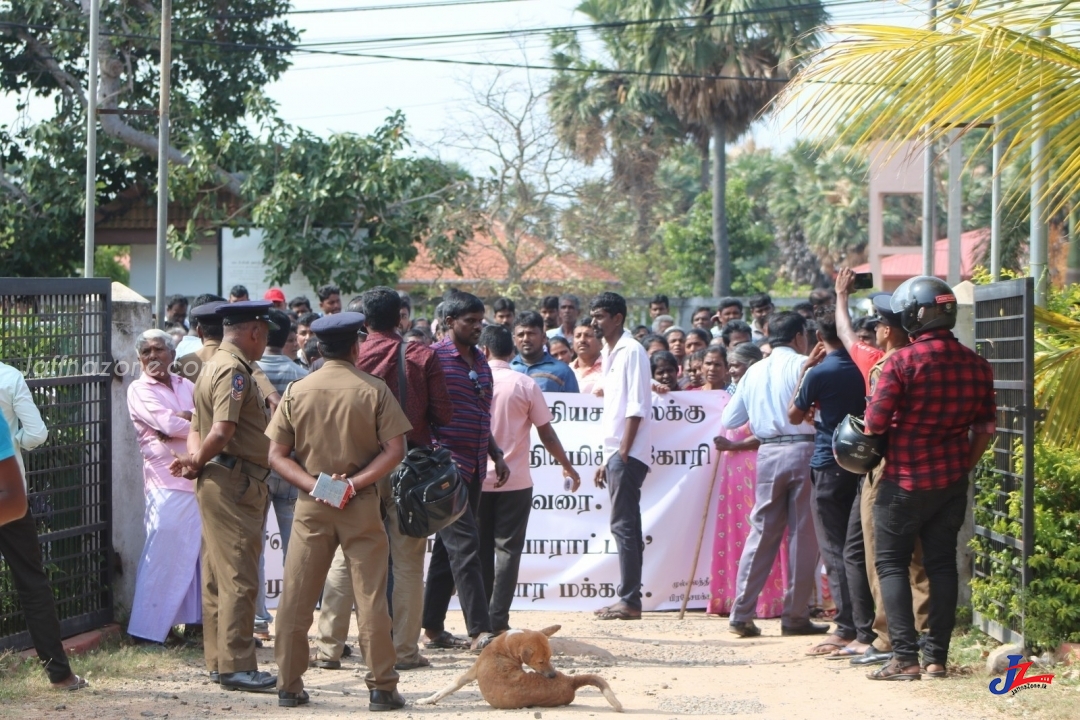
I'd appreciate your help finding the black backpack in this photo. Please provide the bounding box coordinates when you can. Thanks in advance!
[389,342,469,537]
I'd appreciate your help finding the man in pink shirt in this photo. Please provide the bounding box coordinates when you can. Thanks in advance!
[477,325,580,633]
[126,328,202,645]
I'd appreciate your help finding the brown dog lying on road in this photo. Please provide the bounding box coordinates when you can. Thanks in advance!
[418,625,623,712]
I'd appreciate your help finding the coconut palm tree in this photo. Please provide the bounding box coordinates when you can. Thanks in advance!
[608,0,828,295]
[780,1,1080,217]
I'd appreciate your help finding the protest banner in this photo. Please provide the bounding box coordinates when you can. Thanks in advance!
[264,391,726,612]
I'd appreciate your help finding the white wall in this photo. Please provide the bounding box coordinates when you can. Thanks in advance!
[221,228,319,302]
[129,241,219,301]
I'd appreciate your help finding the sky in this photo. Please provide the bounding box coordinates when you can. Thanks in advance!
[267,0,929,168]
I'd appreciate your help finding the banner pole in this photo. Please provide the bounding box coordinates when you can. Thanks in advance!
[679,459,721,619]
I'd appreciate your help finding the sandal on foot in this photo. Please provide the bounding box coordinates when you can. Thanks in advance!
[424,631,470,649]
[922,662,947,678]
[824,645,865,660]
[596,605,641,621]
[868,659,921,681]
[806,636,851,657]
[52,675,88,692]
[470,633,496,652]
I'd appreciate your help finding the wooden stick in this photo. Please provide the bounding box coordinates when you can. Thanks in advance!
[679,459,722,619]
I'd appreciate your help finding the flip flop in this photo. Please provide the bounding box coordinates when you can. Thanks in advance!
[596,607,641,621]
[868,660,921,681]
[424,631,470,649]
[470,633,496,653]
[824,645,865,660]
[52,675,88,692]
[806,640,849,656]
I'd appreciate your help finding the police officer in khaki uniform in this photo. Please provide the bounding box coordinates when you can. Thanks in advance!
[169,300,278,693]
[178,300,280,411]
[266,312,410,711]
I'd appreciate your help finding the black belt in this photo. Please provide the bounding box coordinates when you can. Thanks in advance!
[210,453,270,480]
[758,434,815,445]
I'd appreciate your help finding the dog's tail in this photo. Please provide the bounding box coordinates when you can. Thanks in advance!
[572,674,623,712]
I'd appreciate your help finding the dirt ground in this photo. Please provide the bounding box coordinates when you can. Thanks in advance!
[3,611,1076,719]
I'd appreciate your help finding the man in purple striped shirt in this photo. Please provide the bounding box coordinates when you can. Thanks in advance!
[423,292,509,651]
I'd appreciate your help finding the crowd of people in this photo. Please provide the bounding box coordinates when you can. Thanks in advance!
[0,269,996,706]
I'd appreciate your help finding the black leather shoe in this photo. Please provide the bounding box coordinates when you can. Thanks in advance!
[311,657,341,670]
[279,689,310,707]
[219,670,277,692]
[209,671,219,683]
[729,620,761,638]
[369,689,406,711]
[342,644,353,658]
[851,648,893,666]
[781,622,830,636]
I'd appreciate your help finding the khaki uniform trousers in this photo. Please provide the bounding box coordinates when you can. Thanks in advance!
[863,465,932,651]
[195,461,269,674]
[315,475,427,665]
[275,486,398,694]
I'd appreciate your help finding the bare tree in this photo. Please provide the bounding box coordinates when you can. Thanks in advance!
[437,72,578,290]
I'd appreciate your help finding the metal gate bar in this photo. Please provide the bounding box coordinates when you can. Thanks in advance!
[971,277,1035,647]
[0,279,114,651]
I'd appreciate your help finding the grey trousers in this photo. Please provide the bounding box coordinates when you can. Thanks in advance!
[730,441,819,627]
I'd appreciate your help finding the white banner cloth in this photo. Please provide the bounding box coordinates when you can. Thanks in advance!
[264,391,725,612]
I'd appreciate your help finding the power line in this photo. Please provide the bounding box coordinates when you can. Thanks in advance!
[213,0,535,20]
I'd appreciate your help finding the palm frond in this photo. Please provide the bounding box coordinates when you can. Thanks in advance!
[780,1,1080,213]
[1033,306,1080,448]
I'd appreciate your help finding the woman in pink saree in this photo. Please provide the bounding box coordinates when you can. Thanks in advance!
[706,343,789,618]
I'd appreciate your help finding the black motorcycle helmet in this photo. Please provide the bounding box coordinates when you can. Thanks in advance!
[889,275,957,336]
[832,415,886,474]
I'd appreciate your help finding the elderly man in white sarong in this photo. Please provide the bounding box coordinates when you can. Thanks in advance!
[126,329,202,643]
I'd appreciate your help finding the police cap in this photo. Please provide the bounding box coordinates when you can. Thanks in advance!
[190,300,227,326]
[871,293,903,328]
[310,311,367,341]
[216,300,281,329]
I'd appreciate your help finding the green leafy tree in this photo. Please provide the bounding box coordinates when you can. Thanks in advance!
[1,1,473,290]
[656,178,773,296]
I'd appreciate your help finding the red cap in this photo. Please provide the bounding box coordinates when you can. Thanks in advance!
[264,288,286,304]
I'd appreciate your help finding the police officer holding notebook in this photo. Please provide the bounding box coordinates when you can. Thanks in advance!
[265,312,411,711]
[169,300,278,692]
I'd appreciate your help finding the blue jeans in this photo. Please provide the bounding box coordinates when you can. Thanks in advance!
[255,472,298,626]
[607,453,649,610]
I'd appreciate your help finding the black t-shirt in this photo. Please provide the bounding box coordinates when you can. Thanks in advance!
[795,348,867,468]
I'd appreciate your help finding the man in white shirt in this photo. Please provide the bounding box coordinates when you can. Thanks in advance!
[721,312,826,639]
[588,292,652,621]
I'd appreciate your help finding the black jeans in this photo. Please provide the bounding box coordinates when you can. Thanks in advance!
[0,509,73,683]
[873,478,969,666]
[422,472,493,637]
[843,477,878,645]
[607,453,649,610]
[477,487,533,633]
[809,464,861,640]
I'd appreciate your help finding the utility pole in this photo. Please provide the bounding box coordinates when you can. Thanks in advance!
[1030,24,1050,307]
[947,131,962,286]
[990,115,1003,281]
[83,0,100,278]
[921,0,938,277]
[155,0,172,328]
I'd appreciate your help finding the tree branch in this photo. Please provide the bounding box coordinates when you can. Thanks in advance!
[0,168,38,212]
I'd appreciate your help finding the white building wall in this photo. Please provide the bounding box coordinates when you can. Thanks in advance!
[128,241,219,301]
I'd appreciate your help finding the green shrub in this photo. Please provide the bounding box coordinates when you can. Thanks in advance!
[970,441,1080,649]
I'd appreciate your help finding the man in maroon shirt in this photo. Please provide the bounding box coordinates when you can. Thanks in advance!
[314,287,455,672]
[863,276,995,682]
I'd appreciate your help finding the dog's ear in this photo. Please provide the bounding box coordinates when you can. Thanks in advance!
[520,646,533,663]
[539,625,561,637]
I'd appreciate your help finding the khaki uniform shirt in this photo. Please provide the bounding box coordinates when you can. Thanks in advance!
[192,340,271,468]
[265,359,412,478]
[178,339,278,403]
[867,347,897,486]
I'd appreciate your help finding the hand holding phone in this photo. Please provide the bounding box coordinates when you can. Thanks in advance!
[853,272,874,291]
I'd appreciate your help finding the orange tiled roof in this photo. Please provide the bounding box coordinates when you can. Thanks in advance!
[400,224,618,286]
[854,228,989,281]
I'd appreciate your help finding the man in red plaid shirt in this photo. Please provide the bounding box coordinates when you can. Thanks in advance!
[863,276,996,682]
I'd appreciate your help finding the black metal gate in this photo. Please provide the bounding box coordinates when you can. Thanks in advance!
[971,277,1036,646]
[0,278,114,651]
